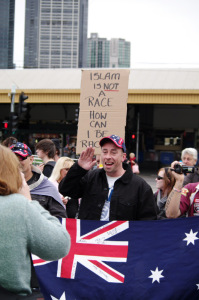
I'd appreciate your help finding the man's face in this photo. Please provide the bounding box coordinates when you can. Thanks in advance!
[101,142,126,177]
[15,154,34,176]
[182,154,196,166]
[156,169,165,190]
[36,148,45,159]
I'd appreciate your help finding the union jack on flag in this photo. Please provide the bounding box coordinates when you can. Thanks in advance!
[33,217,199,300]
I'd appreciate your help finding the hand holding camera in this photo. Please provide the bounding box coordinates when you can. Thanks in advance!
[171,164,197,174]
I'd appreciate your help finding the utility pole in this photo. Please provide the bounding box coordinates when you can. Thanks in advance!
[8,85,19,135]
[10,85,16,113]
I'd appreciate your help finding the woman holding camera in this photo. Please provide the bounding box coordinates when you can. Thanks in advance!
[154,167,176,219]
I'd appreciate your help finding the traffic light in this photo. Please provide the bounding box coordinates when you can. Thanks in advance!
[9,112,18,134]
[2,120,9,136]
[131,133,136,148]
[3,120,9,130]
[18,92,28,116]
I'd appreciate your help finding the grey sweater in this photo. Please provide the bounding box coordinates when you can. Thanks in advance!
[0,194,71,296]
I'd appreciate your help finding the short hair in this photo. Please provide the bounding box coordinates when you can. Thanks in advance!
[49,157,74,182]
[2,136,18,147]
[35,139,56,159]
[0,145,22,195]
[181,148,198,161]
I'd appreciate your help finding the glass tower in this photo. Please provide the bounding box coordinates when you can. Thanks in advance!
[24,0,88,68]
[110,39,131,68]
[87,33,131,68]
[87,33,110,68]
[0,0,15,69]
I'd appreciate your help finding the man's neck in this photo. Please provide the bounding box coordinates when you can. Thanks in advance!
[24,170,33,182]
[43,157,54,164]
[106,168,125,178]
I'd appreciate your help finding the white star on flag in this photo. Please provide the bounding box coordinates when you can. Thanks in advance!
[51,292,66,300]
[183,229,199,246]
[148,267,164,283]
[196,284,199,290]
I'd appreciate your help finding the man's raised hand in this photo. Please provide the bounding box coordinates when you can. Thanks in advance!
[78,146,96,170]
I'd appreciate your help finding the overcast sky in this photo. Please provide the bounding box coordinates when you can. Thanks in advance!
[14,0,199,68]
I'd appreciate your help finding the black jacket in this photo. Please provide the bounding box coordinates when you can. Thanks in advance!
[59,162,157,221]
[43,161,56,178]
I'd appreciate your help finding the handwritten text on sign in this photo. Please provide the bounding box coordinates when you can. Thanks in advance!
[76,70,130,154]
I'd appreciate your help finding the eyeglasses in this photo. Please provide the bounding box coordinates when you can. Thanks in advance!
[16,154,28,161]
[156,175,163,180]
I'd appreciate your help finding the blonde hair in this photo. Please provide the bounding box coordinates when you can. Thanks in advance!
[0,145,22,195]
[129,153,135,158]
[49,157,74,182]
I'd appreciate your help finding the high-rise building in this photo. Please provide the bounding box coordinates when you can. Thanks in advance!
[87,33,109,68]
[87,33,130,68]
[110,38,131,68]
[0,0,15,69]
[24,0,88,69]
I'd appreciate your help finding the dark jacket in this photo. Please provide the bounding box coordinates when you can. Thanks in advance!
[183,168,199,186]
[43,161,56,178]
[59,162,157,221]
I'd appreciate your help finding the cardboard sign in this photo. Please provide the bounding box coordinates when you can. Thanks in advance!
[76,70,130,154]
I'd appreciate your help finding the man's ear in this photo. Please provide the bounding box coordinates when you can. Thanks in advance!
[122,152,126,162]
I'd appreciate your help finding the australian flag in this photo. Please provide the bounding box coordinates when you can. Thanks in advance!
[33,217,199,300]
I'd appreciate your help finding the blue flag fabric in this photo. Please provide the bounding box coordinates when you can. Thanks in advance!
[33,217,199,300]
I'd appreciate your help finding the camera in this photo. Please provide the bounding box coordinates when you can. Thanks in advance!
[173,164,197,175]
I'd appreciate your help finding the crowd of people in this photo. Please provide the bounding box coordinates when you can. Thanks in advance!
[0,134,199,298]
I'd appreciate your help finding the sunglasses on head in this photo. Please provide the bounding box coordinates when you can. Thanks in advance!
[156,175,164,180]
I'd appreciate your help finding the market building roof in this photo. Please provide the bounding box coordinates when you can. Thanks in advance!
[1,68,199,104]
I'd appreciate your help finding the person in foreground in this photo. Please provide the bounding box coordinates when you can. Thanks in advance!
[165,160,199,218]
[59,135,157,221]
[0,145,71,296]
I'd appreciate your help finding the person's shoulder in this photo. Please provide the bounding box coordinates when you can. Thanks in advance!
[133,174,150,185]
[184,182,199,191]
[128,171,152,191]
[45,161,56,167]
[6,193,28,203]
[86,167,104,178]
[182,182,199,197]
[40,175,57,189]
[0,193,31,213]
[184,181,198,187]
